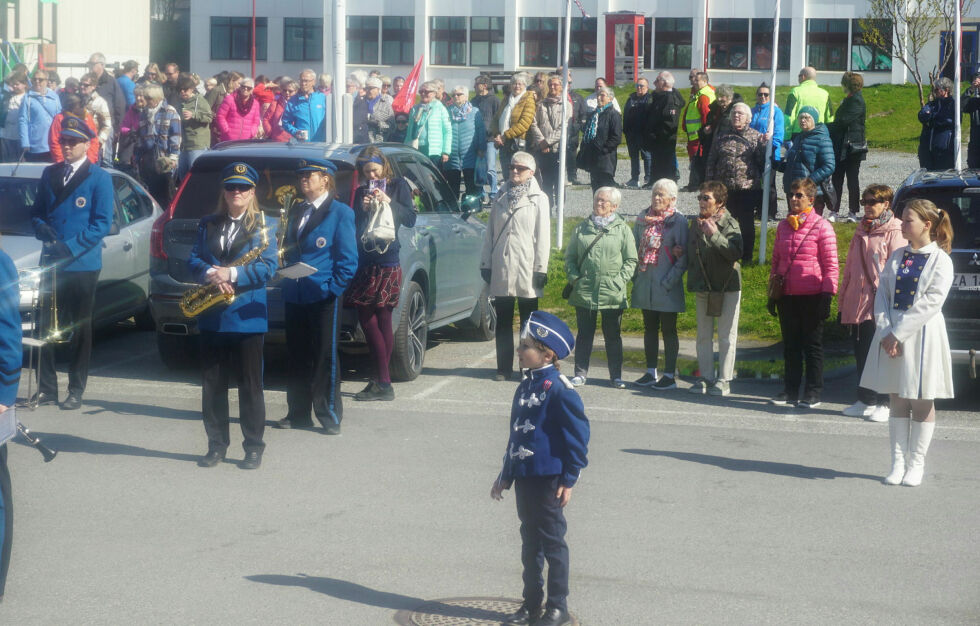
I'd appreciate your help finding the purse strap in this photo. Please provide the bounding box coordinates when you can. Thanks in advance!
[490,204,527,255]
[694,227,736,292]
[571,228,608,285]
[781,216,819,278]
[858,234,878,293]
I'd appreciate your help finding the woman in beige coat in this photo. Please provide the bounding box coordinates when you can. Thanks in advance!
[480,151,551,380]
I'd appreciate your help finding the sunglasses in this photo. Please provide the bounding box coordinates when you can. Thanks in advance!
[697,195,714,201]
[757,92,770,97]
[790,192,807,199]
[240,85,253,91]
[224,184,253,193]
[80,83,94,88]
[860,198,881,206]
[59,137,85,147]
[510,165,530,172]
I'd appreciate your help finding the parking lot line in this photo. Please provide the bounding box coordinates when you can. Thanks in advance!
[410,349,496,400]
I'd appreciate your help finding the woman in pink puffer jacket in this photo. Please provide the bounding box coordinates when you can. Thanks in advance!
[837,184,907,421]
[768,178,839,409]
[215,78,261,143]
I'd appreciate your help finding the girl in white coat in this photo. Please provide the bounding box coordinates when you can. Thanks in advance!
[860,199,954,487]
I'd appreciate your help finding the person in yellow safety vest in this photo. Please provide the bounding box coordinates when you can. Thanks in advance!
[682,71,715,190]
[784,66,835,140]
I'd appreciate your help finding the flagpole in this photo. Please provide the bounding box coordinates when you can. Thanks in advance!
[557,0,573,249]
[251,0,256,78]
[955,0,963,170]
[759,3,781,265]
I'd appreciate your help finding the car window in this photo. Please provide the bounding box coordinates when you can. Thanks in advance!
[113,176,153,225]
[397,157,457,213]
[898,189,980,248]
[393,157,434,213]
[0,177,38,236]
[175,157,354,221]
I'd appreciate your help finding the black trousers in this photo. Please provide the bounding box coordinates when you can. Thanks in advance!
[38,269,99,398]
[852,319,889,406]
[537,151,561,209]
[493,296,538,376]
[969,136,980,169]
[688,152,706,188]
[729,189,762,264]
[642,309,678,374]
[777,294,825,399]
[201,332,266,454]
[444,168,478,199]
[285,297,343,427]
[589,170,616,194]
[565,134,580,180]
[574,307,624,380]
[0,445,11,598]
[515,475,569,613]
[831,152,863,215]
[648,140,679,182]
[626,133,651,183]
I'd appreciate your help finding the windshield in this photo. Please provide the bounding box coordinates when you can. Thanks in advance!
[0,177,40,236]
[897,189,980,249]
[175,158,355,221]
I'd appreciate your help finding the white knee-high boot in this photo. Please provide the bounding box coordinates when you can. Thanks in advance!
[884,417,910,485]
[902,420,935,487]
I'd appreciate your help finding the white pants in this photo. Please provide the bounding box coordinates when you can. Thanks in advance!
[695,291,741,382]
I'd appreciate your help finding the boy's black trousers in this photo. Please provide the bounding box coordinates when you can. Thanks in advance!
[515,475,569,613]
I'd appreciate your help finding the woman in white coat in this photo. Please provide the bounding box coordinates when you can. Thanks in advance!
[480,151,551,381]
[860,199,954,487]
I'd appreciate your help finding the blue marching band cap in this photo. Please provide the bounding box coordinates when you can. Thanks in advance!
[222,162,258,186]
[296,158,337,176]
[60,115,96,141]
[522,311,574,360]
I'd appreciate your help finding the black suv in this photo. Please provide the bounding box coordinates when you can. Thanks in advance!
[894,169,980,384]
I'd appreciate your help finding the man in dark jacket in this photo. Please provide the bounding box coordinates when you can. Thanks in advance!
[623,77,653,188]
[566,72,588,185]
[162,63,182,109]
[86,53,126,153]
[962,71,980,168]
[918,78,956,171]
[471,75,502,201]
[645,71,686,183]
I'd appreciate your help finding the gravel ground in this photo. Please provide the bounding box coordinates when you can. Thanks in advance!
[548,147,928,221]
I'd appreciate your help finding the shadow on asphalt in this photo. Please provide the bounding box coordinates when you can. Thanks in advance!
[244,574,421,610]
[622,449,881,481]
[80,399,202,421]
[18,432,202,463]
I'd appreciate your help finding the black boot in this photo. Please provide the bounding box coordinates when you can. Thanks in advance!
[536,607,571,626]
[504,604,543,625]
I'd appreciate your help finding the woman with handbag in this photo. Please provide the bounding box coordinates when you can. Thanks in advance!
[404,81,453,168]
[630,179,688,391]
[686,181,743,396]
[774,106,836,216]
[135,83,181,208]
[566,187,637,388]
[859,199,955,487]
[489,73,537,168]
[347,147,417,401]
[837,184,906,422]
[767,178,839,408]
[829,72,867,223]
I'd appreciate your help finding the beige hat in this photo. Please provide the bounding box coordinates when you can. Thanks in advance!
[365,76,383,89]
[511,151,536,172]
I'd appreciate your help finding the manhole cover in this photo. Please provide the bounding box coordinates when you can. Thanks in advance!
[393,597,579,625]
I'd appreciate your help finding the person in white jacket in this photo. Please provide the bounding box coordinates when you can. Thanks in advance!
[80,73,114,165]
[860,199,955,487]
[480,151,551,381]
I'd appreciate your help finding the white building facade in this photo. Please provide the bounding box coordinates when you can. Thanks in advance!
[189,0,977,88]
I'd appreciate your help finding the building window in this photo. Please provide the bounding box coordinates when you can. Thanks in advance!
[654,18,693,69]
[708,19,749,69]
[382,17,415,66]
[520,17,559,67]
[347,16,379,65]
[210,17,267,61]
[562,17,598,68]
[430,17,466,66]
[806,18,849,71]
[284,18,322,62]
[751,18,791,70]
[471,17,504,67]
[852,19,892,71]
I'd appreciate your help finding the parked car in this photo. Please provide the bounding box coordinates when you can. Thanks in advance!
[149,141,494,380]
[0,163,161,335]
[894,169,980,386]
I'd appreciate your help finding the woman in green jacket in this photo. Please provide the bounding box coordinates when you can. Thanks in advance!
[405,80,452,166]
[565,187,638,388]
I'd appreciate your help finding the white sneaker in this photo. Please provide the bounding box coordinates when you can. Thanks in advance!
[825,212,837,223]
[842,400,874,417]
[570,376,586,387]
[867,405,890,423]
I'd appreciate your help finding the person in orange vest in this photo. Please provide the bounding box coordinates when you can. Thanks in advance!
[681,71,715,191]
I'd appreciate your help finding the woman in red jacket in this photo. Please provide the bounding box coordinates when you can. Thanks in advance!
[48,94,100,163]
[262,79,296,142]
[768,178,839,409]
[215,77,261,143]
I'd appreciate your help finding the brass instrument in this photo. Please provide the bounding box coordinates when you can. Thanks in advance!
[274,185,297,267]
[43,258,70,345]
[179,214,270,318]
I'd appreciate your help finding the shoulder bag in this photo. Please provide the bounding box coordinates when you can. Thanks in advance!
[361,196,397,254]
[562,228,607,299]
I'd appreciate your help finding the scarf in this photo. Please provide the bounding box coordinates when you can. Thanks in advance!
[786,206,813,231]
[366,94,382,115]
[235,93,255,116]
[449,101,472,123]
[591,213,616,229]
[861,208,893,232]
[584,103,610,142]
[506,180,532,209]
[638,207,675,270]
[499,93,521,135]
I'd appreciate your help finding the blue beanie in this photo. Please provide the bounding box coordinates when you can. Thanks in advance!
[798,105,820,124]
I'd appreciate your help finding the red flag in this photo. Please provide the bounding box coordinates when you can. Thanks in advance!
[392,55,423,115]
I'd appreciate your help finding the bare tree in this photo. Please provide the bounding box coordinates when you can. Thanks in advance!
[862,0,975,107]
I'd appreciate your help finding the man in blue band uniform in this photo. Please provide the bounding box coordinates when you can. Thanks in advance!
[0,248,21,600]
[188,162,278,469]
[30,116,114,410]
[276,158,357,434]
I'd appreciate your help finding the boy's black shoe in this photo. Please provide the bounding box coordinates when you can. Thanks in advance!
[537,607,571,626]
[238,451,262,470]
[504,605,542,625]
[197,450,225,468]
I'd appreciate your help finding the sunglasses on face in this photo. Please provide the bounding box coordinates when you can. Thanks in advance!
[240,85,253,91]
[860,198,881,206]
[224,184,252,193]
[80,83,93,88]
[59,138,85,147]
[790,192,807,199]
[757,92,770,97]
[697,195,714,201]
[510,165,530,172]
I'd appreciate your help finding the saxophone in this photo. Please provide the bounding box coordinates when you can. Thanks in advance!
[179,213,270,318]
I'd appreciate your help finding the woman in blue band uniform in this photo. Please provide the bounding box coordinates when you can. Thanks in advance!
[275,158,358,434]
[0,248,21,599]
[188,162,278,470]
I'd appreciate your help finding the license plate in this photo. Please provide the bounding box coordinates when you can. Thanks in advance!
[952,273,980,290]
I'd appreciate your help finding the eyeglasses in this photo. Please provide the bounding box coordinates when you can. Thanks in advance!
[420,90,434,95]
[59,137,85,147]
[757,92,770,97]
[452,93,466,97]
[509,165,530,172]
[80,83,93,88]
[224,184,252,193]
[396,120,408,125]
[790,192,807,199]
[240,85,253,91]
[32,77,48,83]
[697,195,714,201]
[860,198,882,206]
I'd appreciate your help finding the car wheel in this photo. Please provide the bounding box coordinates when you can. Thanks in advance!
[156,332,198,370]
[466,289,496,341]
[134,304,155,331]
[390,281,427,381]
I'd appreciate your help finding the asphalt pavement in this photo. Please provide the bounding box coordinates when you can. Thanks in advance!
[4,324,979,625]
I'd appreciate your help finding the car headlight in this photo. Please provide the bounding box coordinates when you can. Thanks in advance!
[18,267,42,293]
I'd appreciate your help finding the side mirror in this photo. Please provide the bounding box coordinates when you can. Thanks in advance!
[109,222,121,236]
[460,194,482,219]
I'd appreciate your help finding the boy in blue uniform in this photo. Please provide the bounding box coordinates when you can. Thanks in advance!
[491,311,590,626]
[0,249,21,600]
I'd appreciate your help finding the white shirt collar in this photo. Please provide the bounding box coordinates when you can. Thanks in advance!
[309,191,330,210]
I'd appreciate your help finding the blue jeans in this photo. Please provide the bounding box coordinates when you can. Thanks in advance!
[177,149,206,182]
[484,140,499,197]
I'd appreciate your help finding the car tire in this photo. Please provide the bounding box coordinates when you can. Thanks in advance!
[465,288,496,341]
[156,332,199,370]
[390,281,427,382]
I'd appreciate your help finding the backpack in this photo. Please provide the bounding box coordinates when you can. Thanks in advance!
[361,196,397,254]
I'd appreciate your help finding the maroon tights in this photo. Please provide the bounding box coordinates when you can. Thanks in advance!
[357,306,394,384]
